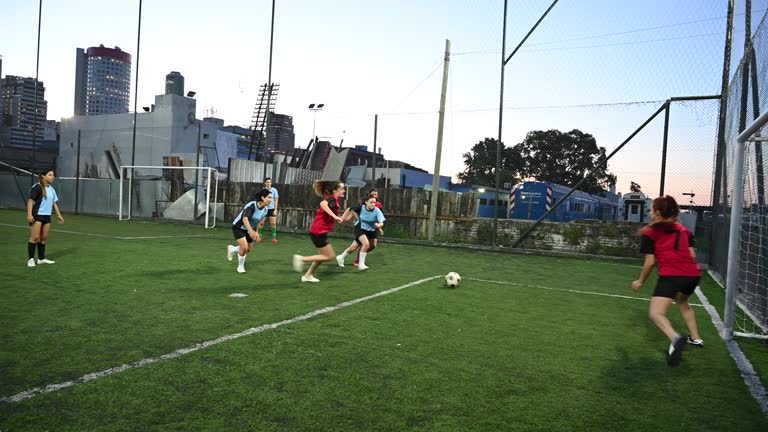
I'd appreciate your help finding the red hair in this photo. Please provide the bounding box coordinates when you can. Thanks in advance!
[642,195,679,233]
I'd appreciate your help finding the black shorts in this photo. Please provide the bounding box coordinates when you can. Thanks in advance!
[266,208,276,218]
[653,276,700,299]
[310,233,329,248]
[232,225,254,243]
[31,215,51,226]
[354,226,378,245]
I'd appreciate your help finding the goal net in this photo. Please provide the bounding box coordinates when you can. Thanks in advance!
[731,134,768,339]
[118,165,220,228]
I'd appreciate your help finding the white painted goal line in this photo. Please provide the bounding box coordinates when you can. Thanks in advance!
[0,222,214,240]
[469,278,704,307]
[0,275,441,404]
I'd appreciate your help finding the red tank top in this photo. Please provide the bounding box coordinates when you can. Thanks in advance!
[309,195,341,235]
[641,223,701,277]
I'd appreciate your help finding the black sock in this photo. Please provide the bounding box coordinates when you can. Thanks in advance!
[37,243,46,260]
[28,242,37,259]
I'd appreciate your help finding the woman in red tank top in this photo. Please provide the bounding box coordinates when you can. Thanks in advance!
[292,180,351,283]
[631,195,702,366]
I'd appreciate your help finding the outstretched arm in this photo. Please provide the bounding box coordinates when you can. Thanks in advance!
[632,254,656,291]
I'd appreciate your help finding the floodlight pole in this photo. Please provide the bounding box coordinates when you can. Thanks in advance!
[263,0,276,178]
[496,0,560,246]
[130,0,143,184]
[428,39,451,241]
[31,0,42,177]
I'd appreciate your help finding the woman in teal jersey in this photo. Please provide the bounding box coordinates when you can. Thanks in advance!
[227,189,272,273]
[26,169,64,267]
[336,195,385,271]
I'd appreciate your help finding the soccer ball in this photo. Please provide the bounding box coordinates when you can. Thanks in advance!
[444,272,461,288]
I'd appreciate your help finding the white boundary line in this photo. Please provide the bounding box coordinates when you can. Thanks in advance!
[695,283,768,416]
[0,223,212,240]
[0,275,441,404]
[469,278,704,307]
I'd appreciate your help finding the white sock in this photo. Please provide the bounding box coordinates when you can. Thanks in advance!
[238,255,246,267]
[359,252,368,266]
[339,251,349,259]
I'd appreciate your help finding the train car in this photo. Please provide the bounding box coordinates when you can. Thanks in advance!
[508,181,619,222]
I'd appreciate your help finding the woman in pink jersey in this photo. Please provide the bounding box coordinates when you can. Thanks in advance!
[292,180,351,283]
[631,195,703,366]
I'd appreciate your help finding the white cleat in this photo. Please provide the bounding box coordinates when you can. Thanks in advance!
[301,275,320,283]
[292,255,304,272]
[37,259,55,265]
[237,266,246,274]
[336,255,345,267]
[27,258,36,267]
[227,245,235,262]
[358,264,370,271]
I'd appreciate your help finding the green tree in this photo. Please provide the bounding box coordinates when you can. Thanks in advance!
[512,129,616,195]
[457,137,522,187]
[629,181,642,193]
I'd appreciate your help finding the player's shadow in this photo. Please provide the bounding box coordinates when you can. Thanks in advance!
[50,247,78,259]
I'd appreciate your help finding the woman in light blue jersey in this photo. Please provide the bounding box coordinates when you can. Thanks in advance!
[336,195,385,271]
[226,189,272,273]
[26,169,64,267]
[257,177,280,244]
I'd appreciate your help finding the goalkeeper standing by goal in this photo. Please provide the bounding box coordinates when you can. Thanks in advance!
[226,189,272,273]
[631,195,703,366]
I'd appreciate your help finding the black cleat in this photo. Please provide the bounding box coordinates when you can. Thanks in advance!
[667,335,687,367]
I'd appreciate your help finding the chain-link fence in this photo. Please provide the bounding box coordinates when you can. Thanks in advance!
[710,6,768,338]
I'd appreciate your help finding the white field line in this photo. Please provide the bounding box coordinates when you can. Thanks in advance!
[0,275,441,404]
[694,285,768,416]
[469,278,704,307]
[0,222,212,240]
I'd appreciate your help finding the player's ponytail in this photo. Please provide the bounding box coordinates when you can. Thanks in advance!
[643,195,679,232]
[38,169,53,199]
[313,180,341,197]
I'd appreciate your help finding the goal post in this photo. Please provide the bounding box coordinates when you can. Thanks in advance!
[724,110,768,340]
[118,165,219,228]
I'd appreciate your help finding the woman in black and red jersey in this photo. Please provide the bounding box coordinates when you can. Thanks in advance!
[292,180,351,283]
[631,195,703,367]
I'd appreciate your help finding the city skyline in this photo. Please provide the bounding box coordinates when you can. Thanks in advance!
[1,0,766,203]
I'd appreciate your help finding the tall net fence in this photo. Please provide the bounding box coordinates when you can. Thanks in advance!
[711,7,768,338]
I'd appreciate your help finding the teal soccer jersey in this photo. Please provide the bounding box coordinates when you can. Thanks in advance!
[232,202,269,230]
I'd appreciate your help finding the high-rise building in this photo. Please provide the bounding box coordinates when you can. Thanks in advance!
[165,71,184,97]
[266,113,295,154]
[1,75,47,149]
[74,45,132,116]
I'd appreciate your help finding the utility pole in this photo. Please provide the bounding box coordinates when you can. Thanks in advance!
[428,39,451,241]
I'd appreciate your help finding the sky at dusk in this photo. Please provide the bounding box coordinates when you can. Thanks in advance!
[2,0,767,204]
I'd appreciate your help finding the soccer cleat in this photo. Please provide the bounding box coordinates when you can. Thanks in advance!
[27,258,36,267]
[256,238,264,243]
[358,264,370,271]
[292,255,304,272]
[353,261,359,267]
[227,246,235,262]
[237,266,246,274]
[37,259,55,264]
[686,336,704,347]
[272,238,279,244]
[301,275,320,283]
[336,255,345,267]
[667,334,687,367]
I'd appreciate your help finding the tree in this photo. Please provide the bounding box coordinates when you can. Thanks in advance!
[629,181,642,193]
[511,129,616,195]
[457,138,522,187]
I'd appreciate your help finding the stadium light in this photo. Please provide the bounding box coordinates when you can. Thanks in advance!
[478,188,486,193]
[142,107,150,112]
[186,91,196,97]
[309,103,325,143]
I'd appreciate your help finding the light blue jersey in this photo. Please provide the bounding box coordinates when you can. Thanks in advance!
[267,187,278,210]
[232,201,269,230]
[354,205,385,232]
[29,183,59,216]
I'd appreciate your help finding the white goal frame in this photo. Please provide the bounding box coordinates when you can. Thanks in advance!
[118,165,219,229]
[724,110,768,340]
